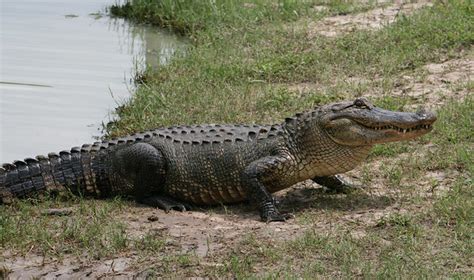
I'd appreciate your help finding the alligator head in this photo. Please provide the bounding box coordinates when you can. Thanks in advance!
[319,98,436,146]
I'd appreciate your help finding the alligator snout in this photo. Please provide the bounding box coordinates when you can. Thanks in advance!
[416,108,437,124]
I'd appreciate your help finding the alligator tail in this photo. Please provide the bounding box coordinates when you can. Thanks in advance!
[0,144,107,204]
[0,131,159,204]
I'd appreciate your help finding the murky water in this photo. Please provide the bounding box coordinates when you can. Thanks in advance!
[0,0,186,163]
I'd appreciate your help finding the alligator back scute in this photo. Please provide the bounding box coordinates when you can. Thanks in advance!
[24,158,46,192]
[59,151,76,187]
[48,152,67,190]
[69,149,86,195]
[80,144,98,196]
[36,155,58,191]
[0,167,13,204]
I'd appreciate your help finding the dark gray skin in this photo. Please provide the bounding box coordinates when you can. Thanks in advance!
[0,98,436,222]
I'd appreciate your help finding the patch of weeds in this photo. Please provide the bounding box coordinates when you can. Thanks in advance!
[139,253,200,277]
[432,179,473,241]
[225,254,256,278]
[359,164,374,185]
[424,97,473,172]
[370,142,411,157]
[373,95,410,111]
[217,233,288,277]
[380,162,404,187]
[376,213,412,228]
[257,87,295,111]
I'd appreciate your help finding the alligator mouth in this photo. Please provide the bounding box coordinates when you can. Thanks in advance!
[359,123,433,134]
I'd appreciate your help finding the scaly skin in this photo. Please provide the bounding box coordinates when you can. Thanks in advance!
[0,98,436,222]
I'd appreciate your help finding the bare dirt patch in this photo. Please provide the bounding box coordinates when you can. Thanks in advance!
[391,55,473,109]
[284,52,473,109]
[308,0,434,38]
[1,200,309,278]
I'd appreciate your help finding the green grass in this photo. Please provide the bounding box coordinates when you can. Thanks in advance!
[109,0,314,34]
[0,196,180,262]
[106,0,472,136]
[0,197,128,259]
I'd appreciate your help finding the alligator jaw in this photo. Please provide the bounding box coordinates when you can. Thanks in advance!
[322,99,437,146]
[355,120,434,141]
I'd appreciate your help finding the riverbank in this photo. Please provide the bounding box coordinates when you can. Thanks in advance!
[106,0,471,134]
[1,0,472,278]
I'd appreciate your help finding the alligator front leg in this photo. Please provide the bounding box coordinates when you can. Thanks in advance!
[242,156,293,222]
[313,175,359,194]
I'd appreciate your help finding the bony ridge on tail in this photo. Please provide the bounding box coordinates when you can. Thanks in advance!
[0,98,436,222]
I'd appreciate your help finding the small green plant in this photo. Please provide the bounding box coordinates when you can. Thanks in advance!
[376,213,412,228]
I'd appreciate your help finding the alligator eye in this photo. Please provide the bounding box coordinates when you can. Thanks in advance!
[354,99,367,107]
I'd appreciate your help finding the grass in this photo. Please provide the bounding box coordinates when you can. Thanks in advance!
[0,197,128,259]
[109,0,314,34]
[1,0,473,278]
[106,0,472,136]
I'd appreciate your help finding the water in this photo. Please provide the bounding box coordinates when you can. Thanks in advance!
[0,0,186,163]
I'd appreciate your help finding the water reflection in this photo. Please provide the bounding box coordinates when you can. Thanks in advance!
[0,0,187,163]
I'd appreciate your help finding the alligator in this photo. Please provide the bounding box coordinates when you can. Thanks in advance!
[0,98,436,222]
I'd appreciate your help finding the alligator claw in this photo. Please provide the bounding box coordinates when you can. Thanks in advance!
[140,196,192,212]
[264,212,293,223]
[314,175,363,194]
[165,203,191,212]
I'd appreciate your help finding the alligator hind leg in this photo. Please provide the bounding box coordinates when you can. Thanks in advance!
[313,175,360,194]
[110,143,192,213]
[140,195,192,212]
[109,142,167,197]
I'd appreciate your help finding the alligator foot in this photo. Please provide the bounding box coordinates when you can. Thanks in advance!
[260,200,293,222]
[265,212,294,223]
[140,196,192,212]
[313,175,362,194]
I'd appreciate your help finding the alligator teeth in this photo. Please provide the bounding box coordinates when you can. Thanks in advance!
[370,124,432,131]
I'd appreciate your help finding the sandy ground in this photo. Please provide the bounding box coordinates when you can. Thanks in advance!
[286,52,473,107]
[309,0,434,38]
[390,56,473,109]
